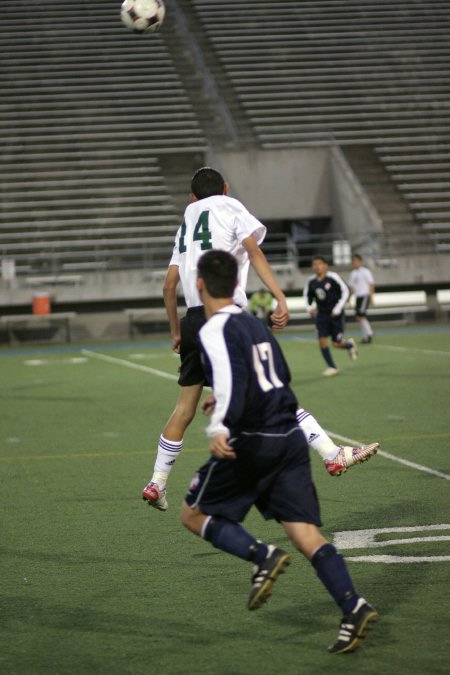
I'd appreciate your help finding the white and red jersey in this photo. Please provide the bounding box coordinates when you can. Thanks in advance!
[169,195,266,308]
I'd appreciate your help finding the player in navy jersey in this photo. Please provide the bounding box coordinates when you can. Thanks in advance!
[142,169,378,510]
[181,250,379,655]
[304,256,358,376]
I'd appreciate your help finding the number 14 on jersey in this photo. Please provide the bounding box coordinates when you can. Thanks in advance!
[179,211,212,253]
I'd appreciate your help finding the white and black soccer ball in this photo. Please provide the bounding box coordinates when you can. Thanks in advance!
[121,0,165,34]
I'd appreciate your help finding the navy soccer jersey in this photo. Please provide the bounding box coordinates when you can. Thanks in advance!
[304,271,349,316]
[198,305,298,439]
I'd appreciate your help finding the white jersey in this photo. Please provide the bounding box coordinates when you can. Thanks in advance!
[349,266,374,297]
[169,195,266,308]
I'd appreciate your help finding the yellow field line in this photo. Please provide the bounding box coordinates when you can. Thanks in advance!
[0,447,207,462]
[3,431,450,462]
[1,430,450,464]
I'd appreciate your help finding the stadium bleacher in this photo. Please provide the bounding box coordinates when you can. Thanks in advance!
[190,0,450,242]
[1,0,449,322]
[0,0,207,274]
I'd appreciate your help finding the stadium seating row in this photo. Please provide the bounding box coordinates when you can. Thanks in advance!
[1,0,449,279]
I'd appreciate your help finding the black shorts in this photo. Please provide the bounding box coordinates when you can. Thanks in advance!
[355,295,370,317]
[185,425,322,525]
[316,311,345,342]
[178,306,207,386]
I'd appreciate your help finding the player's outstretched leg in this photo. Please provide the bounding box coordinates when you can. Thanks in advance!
[248,545,291,610]
[328,598,379,654]
[296,408,379,477]
[324,443,379,476]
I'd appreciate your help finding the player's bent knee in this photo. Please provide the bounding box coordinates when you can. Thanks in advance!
[281,521,327,559]
[180,502,203,535]
[180,502,193,528]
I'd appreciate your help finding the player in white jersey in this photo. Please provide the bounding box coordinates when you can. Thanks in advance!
[142,168,378,510]
[171,195,267,310]
[142,168,288,510]
[349,254,375,344]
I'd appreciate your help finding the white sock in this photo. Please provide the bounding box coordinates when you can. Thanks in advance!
[296,409,339,461]
[360,318,372,338]
[151,434,183,487]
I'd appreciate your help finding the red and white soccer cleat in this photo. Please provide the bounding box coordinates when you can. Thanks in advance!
[142,481,168,511]
[324,443,379,476]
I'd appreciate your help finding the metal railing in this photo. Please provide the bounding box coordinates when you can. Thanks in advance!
[0,227,446,278]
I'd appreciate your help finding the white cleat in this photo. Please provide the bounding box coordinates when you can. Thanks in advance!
[324,443,380,476]
[348,338,358,361]
[322,367,339,377]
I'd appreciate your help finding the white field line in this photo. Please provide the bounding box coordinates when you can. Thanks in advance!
[82,349,450,481]
[346,555,450,563]
[81,349,179,381]
[292,336,450,358]
[375,344,450,357]
[327,430,450,481]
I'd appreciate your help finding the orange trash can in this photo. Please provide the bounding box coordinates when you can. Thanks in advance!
[32,293,51,315]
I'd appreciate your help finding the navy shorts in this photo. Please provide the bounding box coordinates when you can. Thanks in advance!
[316,311,345,342]
[355,295,370,317]
[185,425,322,525]
[178,306,207,386]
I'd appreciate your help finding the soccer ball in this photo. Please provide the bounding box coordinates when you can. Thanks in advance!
[121,0,165,34]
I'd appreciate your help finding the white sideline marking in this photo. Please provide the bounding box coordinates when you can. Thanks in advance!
[81,349,179,381]
[346,555,450,563]
[24,357,87,366]
[129,354,160,361]
[326,430,450,481]
[82,349,449,481]
[375,344,450,357]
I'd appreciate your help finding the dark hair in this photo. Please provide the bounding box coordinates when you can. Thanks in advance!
[312,255,328,264]
[191,167,225,199]
[197,250,237,299]
[352,253,362,261]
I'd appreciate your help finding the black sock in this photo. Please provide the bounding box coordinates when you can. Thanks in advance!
[203,516,268,563]
[320,347,336,368]
[311,543,360,614]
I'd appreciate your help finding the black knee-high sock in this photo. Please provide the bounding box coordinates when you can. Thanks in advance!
[321,347,336,368]
[311,543,360,615]
[203,516,268,564]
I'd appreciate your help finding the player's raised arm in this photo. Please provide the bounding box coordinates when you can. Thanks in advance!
[242,236,289,328]
[163,264,181,352]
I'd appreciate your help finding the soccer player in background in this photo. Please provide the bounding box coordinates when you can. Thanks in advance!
[249,288,273,322]
[304,256,357,376]
[181,249,379,655]
[349,253,375,344]
[142,169,378,511]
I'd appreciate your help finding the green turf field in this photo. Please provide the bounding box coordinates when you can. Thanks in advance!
[1,325,449,674]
